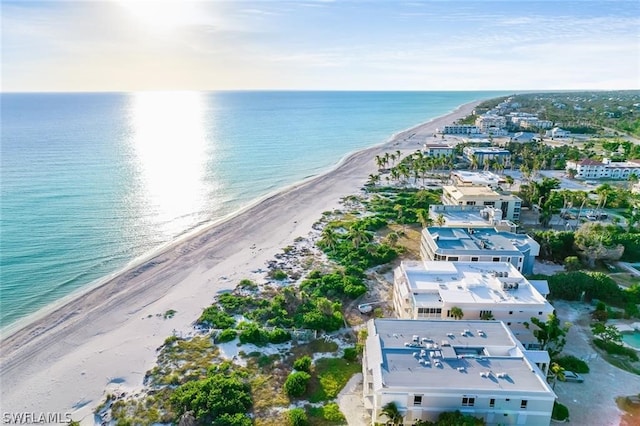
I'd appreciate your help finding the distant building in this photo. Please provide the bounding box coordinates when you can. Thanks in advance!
[428,205,517,232]
[443,124,480,135]
[442,185,522,221]
[545,127,571,138]
[511,132,537,142]
[475,115,507,133]
[462,147,511,166]
[566,158,640,180]
[450,170,505,188]
[423,143,454,158]
[421,227,540,274]
[363,318,555,425]
[392,261,553,348]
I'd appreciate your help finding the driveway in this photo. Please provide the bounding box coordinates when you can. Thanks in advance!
[553,301,640,426]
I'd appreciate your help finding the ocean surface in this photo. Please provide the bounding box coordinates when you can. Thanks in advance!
[0,90,508,328]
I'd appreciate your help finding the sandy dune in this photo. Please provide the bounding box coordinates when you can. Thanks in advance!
[0,101,479,423]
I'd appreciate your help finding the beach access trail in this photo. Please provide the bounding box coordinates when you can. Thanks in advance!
[0,101,479,423]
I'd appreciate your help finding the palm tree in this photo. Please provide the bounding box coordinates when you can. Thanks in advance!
[416,209,430,228]
[450,306,464,320]
[380,402,403,425]
[548,362,566,390]
[349,228,372,249]
[375,155,385,171]
[319,228,340,253]
[470,155,479,171]
[367,173,380,187]
[436,213,446,227]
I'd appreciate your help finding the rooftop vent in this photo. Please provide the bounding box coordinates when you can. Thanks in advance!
[480,371,491,378]
[497,372,509,379]
[434,361,443,368]
[477,330,486,337]
[447,333,455,338]
[457,367,466,372]
[441,340,451,347]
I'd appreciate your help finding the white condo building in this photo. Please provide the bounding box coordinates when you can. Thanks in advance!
[442,185,522,221]
[566,158,640,180]
[475,115,507,133]
[442,124,480,135]
[392,261,553,348]
[423,143,454,158]
[428,205,517,232]
[363,319,555,426]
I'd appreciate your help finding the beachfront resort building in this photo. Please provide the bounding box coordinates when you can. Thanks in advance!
[475,114,507,133]
[442,124,480,135]
[423,143,454,158]
[428,205,517,232]
[392,261,553,348]
[565,158,640,180]
[362,318,555,426]
[450,170,505,189]
[420,227,540,274]
[442,185,522,221]
[463,147,511,167]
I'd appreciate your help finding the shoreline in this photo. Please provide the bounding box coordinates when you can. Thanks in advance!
[0,99,482,422]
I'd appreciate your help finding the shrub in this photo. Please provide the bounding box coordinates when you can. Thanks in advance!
[554,355,590,373]
[343,347,358,362]
[593,338,639,361]
[552,401,569,421]
[322,403,345,422]
[272,269,288,280]
[213,413,252,426]
[284,371,311,397]
[269,328,292,344]
[217,329,237,343]
[287,408,308,426]
[293,356,312,373]
[198,306,235,329]
[238,323,270,346]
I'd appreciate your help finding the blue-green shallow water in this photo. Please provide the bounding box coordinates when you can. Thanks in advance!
[622,331,640,349]
[0,91,509,327]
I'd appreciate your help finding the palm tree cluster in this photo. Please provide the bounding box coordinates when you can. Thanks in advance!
[370,149,455,187]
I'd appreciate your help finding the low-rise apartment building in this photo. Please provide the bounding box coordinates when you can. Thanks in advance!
[442,124,480,135]
[450,170,505,188]
[566,158,640,180]
[475,114,507,133]
[420,227,540,274]
[423,143,454,158]
[363,318,555,426]
[462,147,511,166]
[392,261,553,347]
[442,185,522,221]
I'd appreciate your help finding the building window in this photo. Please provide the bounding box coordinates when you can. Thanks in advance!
[448,256,459,261]
[462,397,475,407]
[471,257,479,262]
[480,310,492,319]
[538,311,543,315]
[492,257,500,262]
[521,400,528,409]
[509,311,513,315]
[414,395,423,406]
[490,398,495,408]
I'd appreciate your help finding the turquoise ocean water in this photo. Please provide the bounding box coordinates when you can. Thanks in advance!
[0,91,508,328]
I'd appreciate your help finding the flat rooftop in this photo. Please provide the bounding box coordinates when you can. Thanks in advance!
[443,185,520,200]
[399,261,549,307]
[368,319,552,393]
[452,170,504,186]
[429,207,516,230]
[426,227,536,255]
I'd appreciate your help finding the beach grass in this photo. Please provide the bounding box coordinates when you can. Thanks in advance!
[308,357,361,403]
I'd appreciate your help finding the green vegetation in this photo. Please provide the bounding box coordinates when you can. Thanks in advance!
[293,355,312,373]
[170,370,252,424]
[592,322,639,361]
[238,323,291,346]
[307,402,345,424]
[554,355,590,374]
[308,358,361,402]
[217,329,237,343]
[287,408,308,426]
[164,309,176,319]
[198,306,235,329]
[524,314,571,359]
[284,371,311,397]
[552,401,570,421]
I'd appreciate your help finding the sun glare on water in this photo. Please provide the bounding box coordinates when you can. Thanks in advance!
[128,91,212,237]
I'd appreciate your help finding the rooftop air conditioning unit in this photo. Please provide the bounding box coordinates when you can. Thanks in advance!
[503,283,509,290]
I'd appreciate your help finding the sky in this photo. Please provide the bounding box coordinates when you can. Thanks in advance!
[2,0,639,92]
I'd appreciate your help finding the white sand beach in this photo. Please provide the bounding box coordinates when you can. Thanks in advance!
[0,101,479,423]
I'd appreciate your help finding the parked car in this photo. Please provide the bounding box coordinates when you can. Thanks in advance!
[563,371,584,383]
